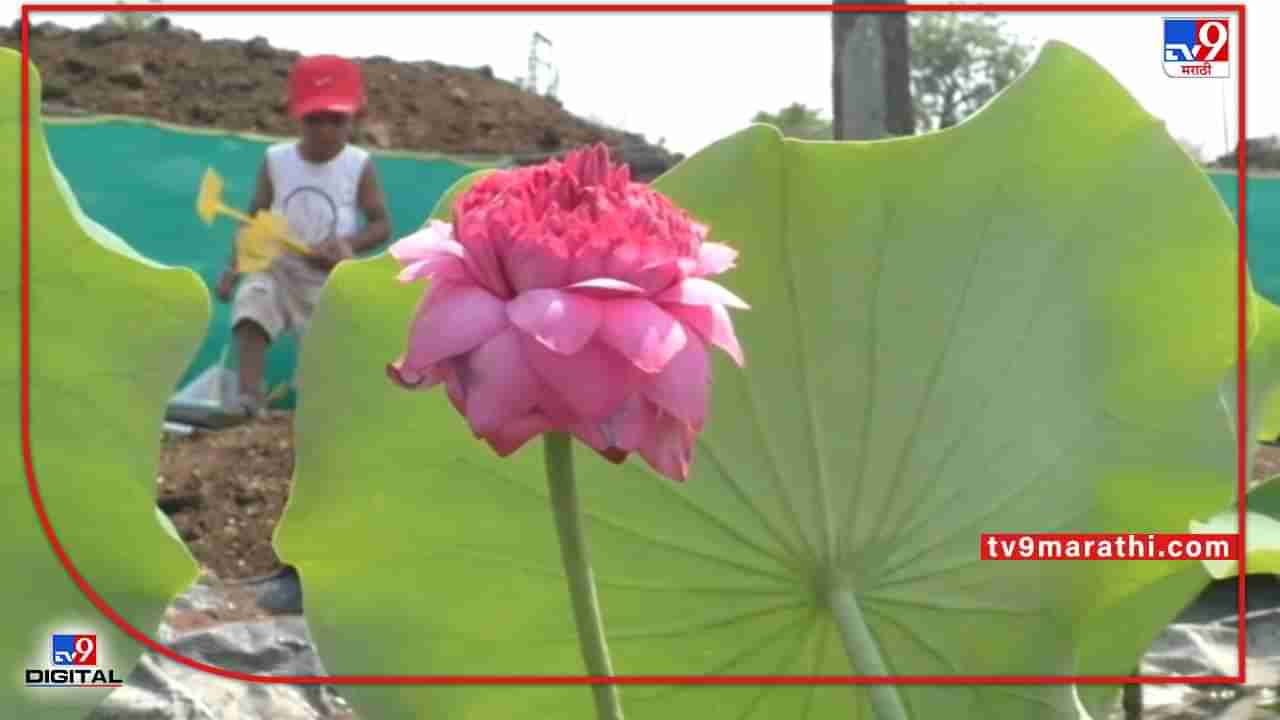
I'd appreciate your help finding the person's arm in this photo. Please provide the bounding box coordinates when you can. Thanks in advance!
[342,159,391,255]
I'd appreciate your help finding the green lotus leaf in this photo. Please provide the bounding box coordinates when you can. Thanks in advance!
[1187,511,1280,579]
[275,41,1268,719]
[1,49,204,716]
[1186,474,1280,581]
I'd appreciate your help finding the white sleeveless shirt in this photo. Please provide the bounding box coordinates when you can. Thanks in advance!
[265,141,369,251]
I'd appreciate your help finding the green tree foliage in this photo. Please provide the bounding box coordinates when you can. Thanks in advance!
[750,102,833,140]
[756,13,1035,138]
[104,0,165,32]
[909,13,1034,131]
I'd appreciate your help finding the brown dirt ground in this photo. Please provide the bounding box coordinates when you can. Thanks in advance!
[157,414,294,581]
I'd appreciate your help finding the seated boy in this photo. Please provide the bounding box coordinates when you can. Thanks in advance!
[216,54,391,416]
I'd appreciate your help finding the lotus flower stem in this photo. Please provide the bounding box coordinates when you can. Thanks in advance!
[829,587,909,720]
[544,431,625,720]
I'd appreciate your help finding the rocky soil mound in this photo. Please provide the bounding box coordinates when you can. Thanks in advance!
[3,18,683,178]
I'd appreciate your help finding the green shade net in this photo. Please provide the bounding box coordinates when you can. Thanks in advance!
[43,117,498,408]
[1208,171,1280,303]
[1208,171,1280,438]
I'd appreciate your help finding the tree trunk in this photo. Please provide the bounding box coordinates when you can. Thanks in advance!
[940,87,958,129]
[832,1,913,140]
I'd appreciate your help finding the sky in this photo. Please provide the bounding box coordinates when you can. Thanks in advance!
[6,0,1275,159]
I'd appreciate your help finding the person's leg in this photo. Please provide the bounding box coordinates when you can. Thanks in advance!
[233,319,270,411]
[229,272,285,417]
[275,268,327,404]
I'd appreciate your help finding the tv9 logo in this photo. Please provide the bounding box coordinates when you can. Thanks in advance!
[1163,18,1231,78]
[24,632,124,688]
[52,634,97,666]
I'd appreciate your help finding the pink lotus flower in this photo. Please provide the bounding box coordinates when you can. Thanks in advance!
[386,143,747,482]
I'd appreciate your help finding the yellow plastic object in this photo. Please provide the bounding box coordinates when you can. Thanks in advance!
[196,167,252,225]
[236,211,312,272]
[196,166,312,271]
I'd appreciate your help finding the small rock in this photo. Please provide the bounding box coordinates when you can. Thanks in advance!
[449,86,470,104]
[475,64,494,79]
[537,127,562,150]
[245,36,273,60]
[108,62,146,90]
[189,101,219,123]
[42,101,87,117]
[36,21,70,37]
[143,59,165,75]
[42,84,69,101]
[360,120,393,149]
[219,78,258,93]
[62,57,94,75]
[113,90,147,113]
[157,493,202,515]
[78,22,126,48]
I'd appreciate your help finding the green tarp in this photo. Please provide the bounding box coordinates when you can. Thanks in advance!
[1208,170,1280,438]
[1207,171,1280,305]
[44,117,498,410]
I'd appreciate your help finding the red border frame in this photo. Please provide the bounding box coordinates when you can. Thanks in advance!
[20,1,1249,688]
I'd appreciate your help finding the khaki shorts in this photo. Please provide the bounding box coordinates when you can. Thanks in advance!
[230,259,327,344]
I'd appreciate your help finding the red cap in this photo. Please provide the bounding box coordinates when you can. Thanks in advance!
[288,55,365,119]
